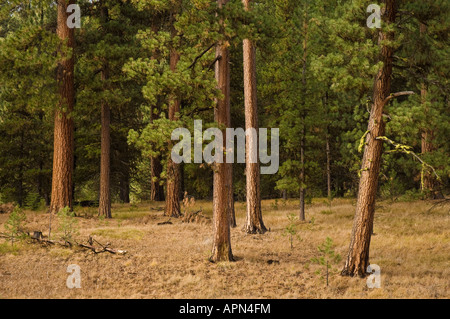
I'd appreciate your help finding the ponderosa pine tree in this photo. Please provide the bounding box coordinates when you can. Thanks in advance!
[165,15,182,218]
[341,0,401,277]
[98,2,111,218]
[242,0,266,234]
[211,0,234,262]
[50,0,76,213]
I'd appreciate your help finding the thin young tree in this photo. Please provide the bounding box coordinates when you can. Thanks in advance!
[164,13,182,218]
[419,23,443,200]
[98,3,111,218]
[50,0,75,213]
[299,3,309,221]
[242,0,266,234]
[210,0,233,262]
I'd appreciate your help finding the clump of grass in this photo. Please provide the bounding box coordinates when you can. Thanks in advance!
[320,210,333,215]
[0,242,22,255]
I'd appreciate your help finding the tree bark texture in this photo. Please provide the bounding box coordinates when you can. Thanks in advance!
[210,0,233,262]
[50,0,75,213]
[99,64,111,218]
[341,0,396,277]
[242,0,266,234]
[164,32,181,218]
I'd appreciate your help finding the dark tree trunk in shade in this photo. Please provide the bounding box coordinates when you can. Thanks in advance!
[164,19,181,218]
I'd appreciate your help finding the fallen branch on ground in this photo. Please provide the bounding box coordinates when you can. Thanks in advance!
[27,232,127,255]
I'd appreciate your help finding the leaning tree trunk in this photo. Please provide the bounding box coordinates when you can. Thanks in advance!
[341,0,396,277]
[242,0,266,234]
[50,0,75,214]
[164,27,181,218]
[210,0,233,262]
[99,64,111,218]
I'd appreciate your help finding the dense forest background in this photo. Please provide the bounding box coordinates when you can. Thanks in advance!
[0,0,448,210]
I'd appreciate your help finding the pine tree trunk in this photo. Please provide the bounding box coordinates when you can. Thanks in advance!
[299,6,308,221]
[151,155,165,201]
[326,133,332,201]
[164,28,181,218]
[242,0,266,234]
[119,172,130,203]
[299,134,306,221]
[50,0,75,213]
[150,106,165,202]
[210,0,233,262]
[419,23,443,200]
[99,64,111,218]
[341,0,396,277]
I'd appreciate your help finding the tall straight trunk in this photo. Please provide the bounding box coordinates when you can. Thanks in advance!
[119,171,130,203]
[50,0,75,213]
[99,64,111,218]
[341,0,396,277]
[326,133,332,201]
[419,23,442,200]
[150,106,165,202]
[299,6,308,221]
[299,133,305,221]
[149,19,165,203]
[242,0,266,234]
[151,156,165,201]
[210,0,233,262]
[164,21,181,218]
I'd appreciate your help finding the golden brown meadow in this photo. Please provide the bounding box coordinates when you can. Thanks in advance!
[0,198,448,299]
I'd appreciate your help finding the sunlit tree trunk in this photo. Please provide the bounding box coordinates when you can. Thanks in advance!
[341,0,396,277]
[210,0,233,262]
[99,64,111,218]
[242,0,266,234]
[50,0,75,213]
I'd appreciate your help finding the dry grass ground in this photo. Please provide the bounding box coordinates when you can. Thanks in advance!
[0,198,448,299]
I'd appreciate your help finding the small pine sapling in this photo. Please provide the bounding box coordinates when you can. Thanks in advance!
[310,237,342,286]
[283,213,302,249]
[57,207,79,245]
[4,207,27,246]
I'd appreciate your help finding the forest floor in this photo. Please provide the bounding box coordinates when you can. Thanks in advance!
[0,198,448,299]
